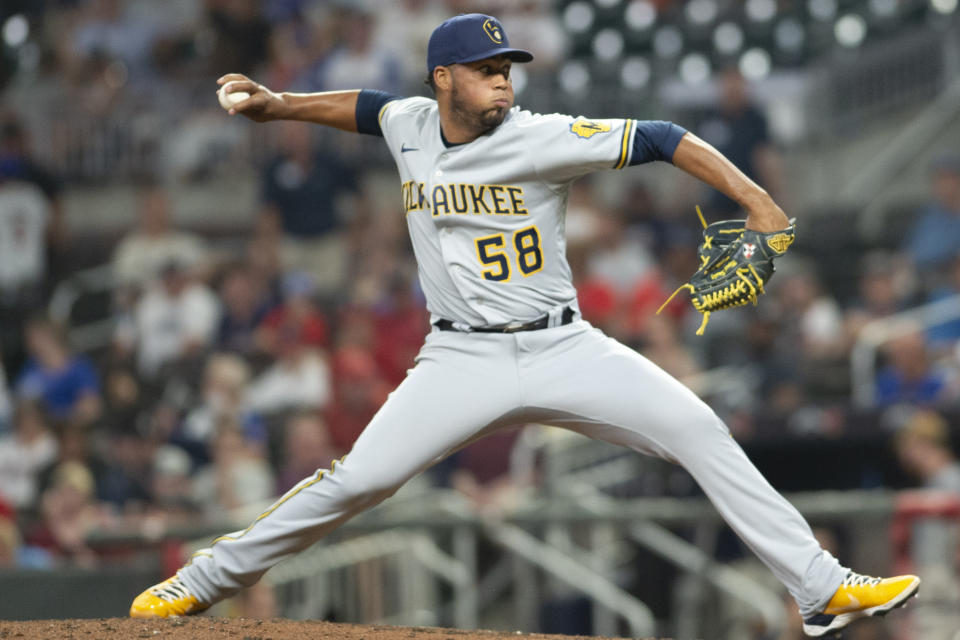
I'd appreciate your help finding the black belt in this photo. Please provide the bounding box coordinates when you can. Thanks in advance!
[435,306,575,333]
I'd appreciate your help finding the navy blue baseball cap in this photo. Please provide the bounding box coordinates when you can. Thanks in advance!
[427,14,533,73]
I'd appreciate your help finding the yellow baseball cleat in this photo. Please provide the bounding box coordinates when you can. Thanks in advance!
[802,572,920,636]
[129,575,209,618]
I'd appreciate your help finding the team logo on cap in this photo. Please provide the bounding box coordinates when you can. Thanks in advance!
[483,19,503,44]
[569,118,611,139]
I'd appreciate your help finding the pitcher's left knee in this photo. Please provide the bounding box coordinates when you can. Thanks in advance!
[656,402,732,458]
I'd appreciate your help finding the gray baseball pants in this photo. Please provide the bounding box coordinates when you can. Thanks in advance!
[179,320,846,616]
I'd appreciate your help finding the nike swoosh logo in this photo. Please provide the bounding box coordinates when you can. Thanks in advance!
[828,593,860,614]
[401,144,419,153]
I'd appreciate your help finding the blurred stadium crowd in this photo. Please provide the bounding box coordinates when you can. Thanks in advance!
[0,1,958,631]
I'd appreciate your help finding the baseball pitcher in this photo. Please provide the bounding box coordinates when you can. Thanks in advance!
[131,14,918,637]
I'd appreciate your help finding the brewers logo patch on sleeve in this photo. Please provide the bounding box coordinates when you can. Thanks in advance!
[525,114,635,183]
[569,118,611,139]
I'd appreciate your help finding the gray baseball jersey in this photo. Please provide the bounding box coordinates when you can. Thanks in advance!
[177,96,846,619]
[379,97,634,327]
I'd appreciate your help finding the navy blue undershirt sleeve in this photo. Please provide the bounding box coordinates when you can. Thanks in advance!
[355,90,401,136]
[629,120,688,165]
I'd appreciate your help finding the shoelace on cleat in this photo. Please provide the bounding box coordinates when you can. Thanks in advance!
[151,579,192,603]
[842,572,882,588]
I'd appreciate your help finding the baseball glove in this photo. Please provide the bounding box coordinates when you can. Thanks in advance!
[658,207,795,335]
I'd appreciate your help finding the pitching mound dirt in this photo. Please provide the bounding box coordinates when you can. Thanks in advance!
[0,618,659,640]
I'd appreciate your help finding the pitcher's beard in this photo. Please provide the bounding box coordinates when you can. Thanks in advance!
[474,107,507,133]
[450,84,508,136]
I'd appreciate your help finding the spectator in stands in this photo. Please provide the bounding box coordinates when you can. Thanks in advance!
[100,364,143,436]
[587,207,655,306]
[59,47,128,118]
[639,314,701,381]
[653,226,706,340]
[263,2,343,89]
[619,181,670,253]
[0,495,54,569]
[241,215,285,320]
[845,251,917,346]
[618,187,702,342]
[192,423,275,514]
[216,264,273,358]
[566,179,625,335]
[70,0,168,79]
[0,115,66,376]
[201,0,271,77]
[325,344,392,452]
[150,444,196,514]
[181,353,265,452]
[111,183,208,292]
[1,493,54,570]
[27,461,107,567]
[97,427,152,511]
[34,422,95,488]
[16,317,101,426]
[246,338,331,415]
[499,0,568,71]
[256,270,328,357]
[343,202,410,309]
[276,412,338,494]
[0,113,66,256]
[571,243,618,333]
[567,184,684,342]
[300,6,401,94]
[904,153,960,281]
[443,428,529,514]
[739,310,814,432]
[0,401,59,510]
[592,204,690,344]
[896,410,960,497]
[261,18,314,91]
[564,178,604,247]
[696,68,783,216]
[115,257,220,378]
[372,274,429,386]
[143,399,210,471]
[875,328,952,407]
[148,444,197,522]
[775,267,845,362]
[893,410,960,637]
[925,253,960,352]
[373,0,450,84]
[124,443,193,542]
[625,273,688,346]
[260,120,360,299]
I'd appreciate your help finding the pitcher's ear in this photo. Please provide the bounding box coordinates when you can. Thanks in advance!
[434,66,452,93]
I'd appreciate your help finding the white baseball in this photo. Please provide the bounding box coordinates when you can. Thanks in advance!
[218,84,251,110]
